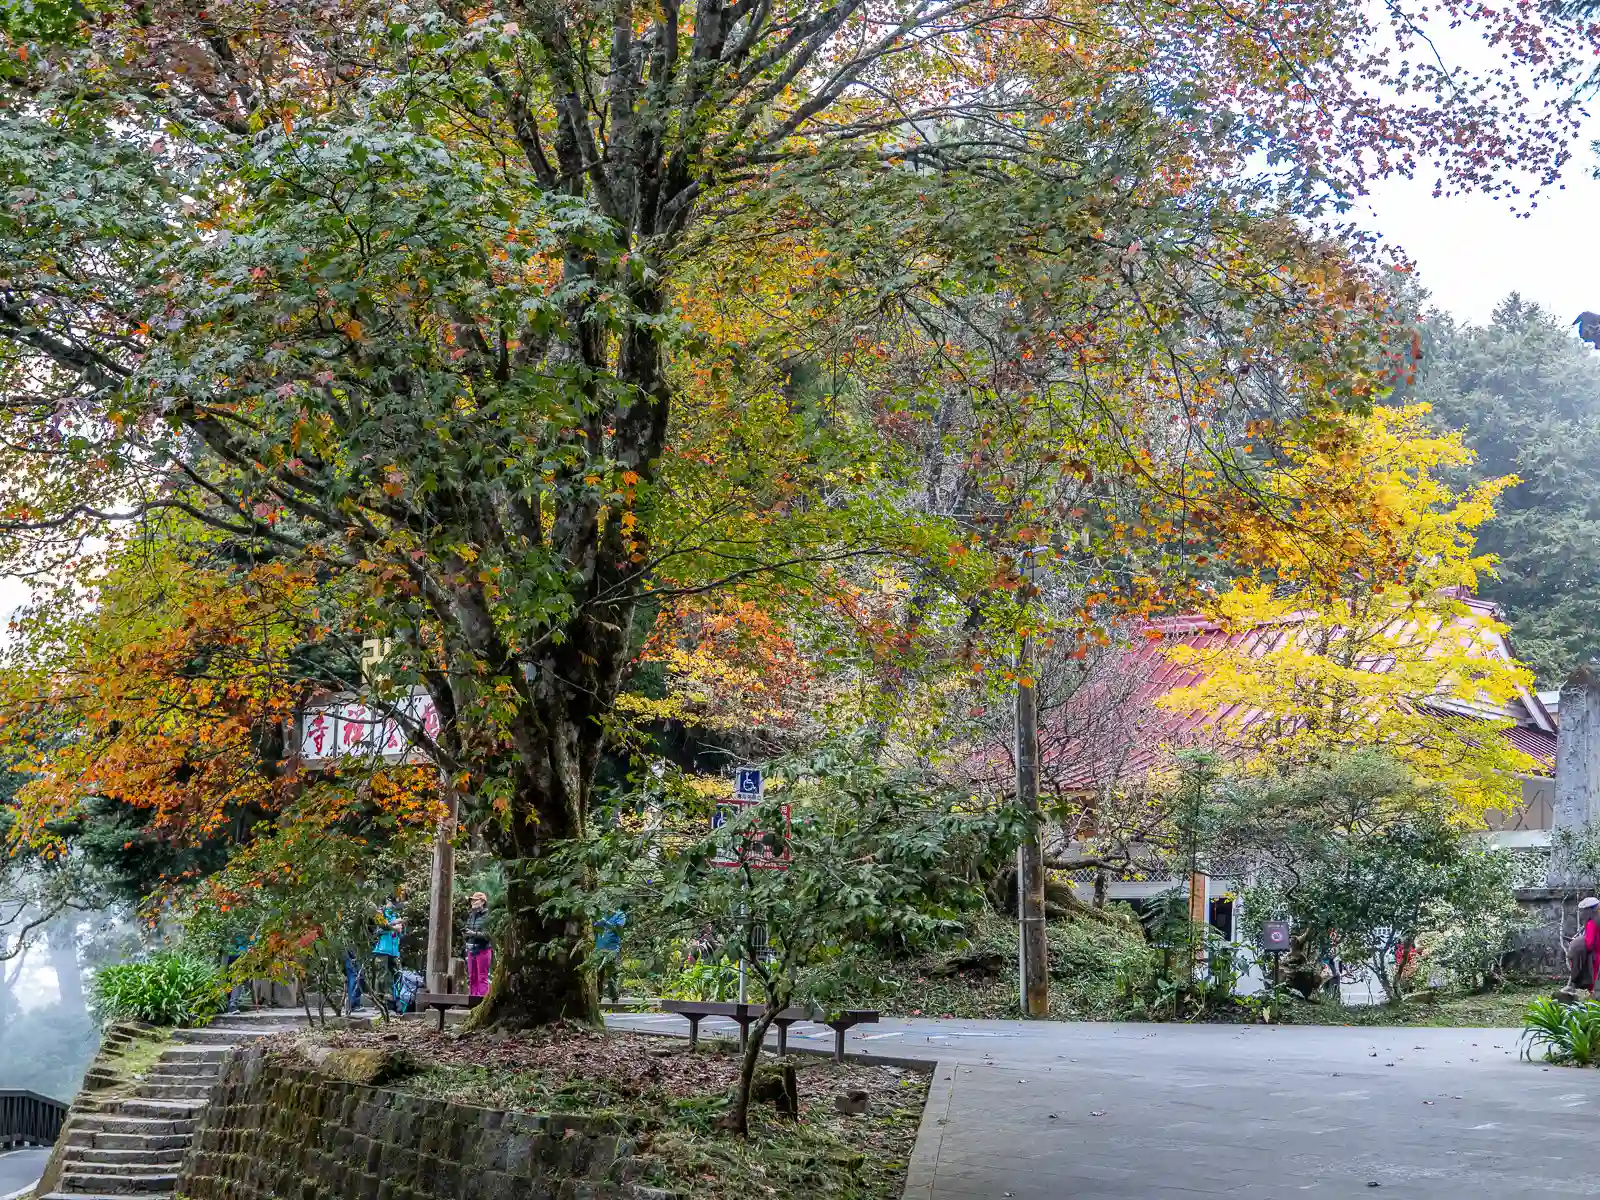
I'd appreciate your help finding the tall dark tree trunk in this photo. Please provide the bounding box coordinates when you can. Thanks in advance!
[472,655,618,1027]
[482,858,596,1026]
[468,278,668,1028]
[49,923,85,1015]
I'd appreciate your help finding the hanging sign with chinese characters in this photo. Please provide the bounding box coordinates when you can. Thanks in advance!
[298,688,441,765]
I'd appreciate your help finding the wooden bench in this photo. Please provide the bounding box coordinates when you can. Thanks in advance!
[415,991,481,1031]
[659,1000,815,1054]
[659,1000,880,1060]
[821,1009,880,1063]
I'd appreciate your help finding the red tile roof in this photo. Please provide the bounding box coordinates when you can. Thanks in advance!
[1017,600,1555,793]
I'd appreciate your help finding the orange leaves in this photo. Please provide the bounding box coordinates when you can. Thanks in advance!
[0,548,436,862]
[625,595,820,733]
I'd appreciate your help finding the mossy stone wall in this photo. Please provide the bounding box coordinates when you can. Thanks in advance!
[178,1044,670,1200]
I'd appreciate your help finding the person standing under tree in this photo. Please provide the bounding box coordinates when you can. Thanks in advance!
[371,898,405,1013]
[595,910,626,1005]
[1566,896,1600,997]
[224,930,254,1013]
[464,892,493,998]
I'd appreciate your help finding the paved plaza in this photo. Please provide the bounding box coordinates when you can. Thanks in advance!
[610,1014,1600,1198]
[0,1147,48,1200]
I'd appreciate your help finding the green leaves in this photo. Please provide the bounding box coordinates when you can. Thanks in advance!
[1417,297,1600,685]
[1225,752,1517,1001]
[566,738,1024,1010]
[90,952,222,1027]
[1522,996,1600,1066]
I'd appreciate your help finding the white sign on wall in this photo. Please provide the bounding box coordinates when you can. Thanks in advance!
[298,688,441,765]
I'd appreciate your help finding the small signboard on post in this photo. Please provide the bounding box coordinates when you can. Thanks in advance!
[1262,920,1291,993]
[712,766,790,870]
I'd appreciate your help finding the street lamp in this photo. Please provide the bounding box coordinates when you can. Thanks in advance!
[1013,548,1050,1019]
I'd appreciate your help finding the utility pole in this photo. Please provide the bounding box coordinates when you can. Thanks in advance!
[424,767,459,995]
[1015,552,1049,1019]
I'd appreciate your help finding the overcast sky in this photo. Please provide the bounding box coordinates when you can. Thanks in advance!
[1360,152,1600,326]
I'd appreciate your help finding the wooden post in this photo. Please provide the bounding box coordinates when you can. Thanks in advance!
[425,769,459,995]
[1188,871,1208,979]
[1016,627,1050,1019]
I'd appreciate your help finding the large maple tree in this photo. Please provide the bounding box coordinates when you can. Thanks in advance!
[0,1,1595,1026]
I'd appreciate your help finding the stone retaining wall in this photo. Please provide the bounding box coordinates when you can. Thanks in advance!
[177,1044,671,1200]
[1509,887,1585,977]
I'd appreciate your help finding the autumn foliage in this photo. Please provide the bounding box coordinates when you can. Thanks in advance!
[0,1,1594,1024]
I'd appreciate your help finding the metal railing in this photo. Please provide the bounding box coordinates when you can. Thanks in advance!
[0,1089,68,1149]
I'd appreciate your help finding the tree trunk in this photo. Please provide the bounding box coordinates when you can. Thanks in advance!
[48,922,85,1016]
[1283,928,1328,1000]
[477,858,596,1026]
[727,1003,782,1137]
[472,700,604,1028]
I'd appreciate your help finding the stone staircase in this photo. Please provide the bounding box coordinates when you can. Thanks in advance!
[41,1012,306,1200]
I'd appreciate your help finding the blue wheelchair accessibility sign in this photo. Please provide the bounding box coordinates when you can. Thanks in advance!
[734,766,764,799]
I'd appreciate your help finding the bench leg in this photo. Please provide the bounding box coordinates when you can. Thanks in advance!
[687,1015,701,1050]
[736,1016,751,1052]
[776,1020,789,1057]
[437,1005,446,1033]
[833,1024,846,1064]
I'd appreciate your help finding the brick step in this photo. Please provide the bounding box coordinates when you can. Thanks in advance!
[168,1028,257,1045]
[157,1045,231,1064]
[61,1130,191,1153]
[59,1153,186,1175]
[66,1115,195,1137]
[58,1145,187,1164]
[105,1098,205,1120]
[57,1170,178,1195]
[129,1083,212,1101]
[145,1059,221,1078]
[138,1076,218,1092]
[207,1010,308,1029]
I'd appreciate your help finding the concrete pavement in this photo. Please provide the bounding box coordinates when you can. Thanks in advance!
[0,1146,49,1200]
[609,1014,1600,1198]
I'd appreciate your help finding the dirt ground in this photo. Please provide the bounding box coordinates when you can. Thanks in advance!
[295,1021,929,1200]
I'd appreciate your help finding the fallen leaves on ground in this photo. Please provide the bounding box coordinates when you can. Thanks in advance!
[282,1021,927,1200]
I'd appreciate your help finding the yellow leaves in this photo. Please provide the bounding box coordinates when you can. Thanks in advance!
[1159,583,1535,821]
[341,318,364,342]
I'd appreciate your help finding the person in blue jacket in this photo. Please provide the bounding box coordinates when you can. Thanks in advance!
[595,910,626,1004]
[371,900,405,1013]
[224,931,254,1013]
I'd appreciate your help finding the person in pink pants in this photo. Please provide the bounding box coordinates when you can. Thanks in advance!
[464,891,493,997]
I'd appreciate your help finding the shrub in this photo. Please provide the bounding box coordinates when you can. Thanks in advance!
[659,956,741,1002]
[91,952,222,1026]
[1047,912,1157,1014]
[1521,996,1600,1066]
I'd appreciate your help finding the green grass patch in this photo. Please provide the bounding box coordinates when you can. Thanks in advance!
[1273,983,1553,1028]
